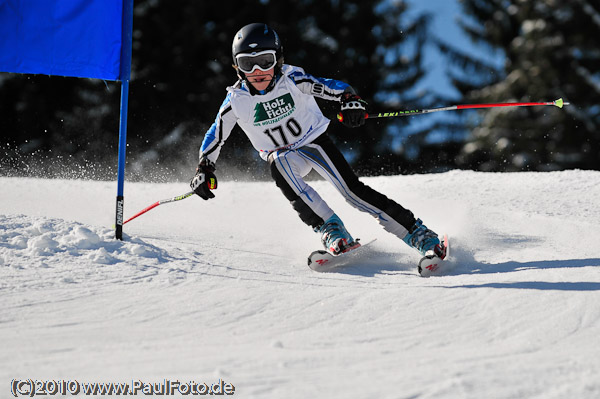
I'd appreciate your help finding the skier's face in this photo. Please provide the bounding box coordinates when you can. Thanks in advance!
[246,67,275,92]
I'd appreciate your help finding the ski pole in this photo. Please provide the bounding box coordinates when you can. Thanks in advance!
[337,98,569,121]
[123,191,194,225]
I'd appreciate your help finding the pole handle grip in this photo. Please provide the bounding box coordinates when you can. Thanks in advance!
[336,113,370,122]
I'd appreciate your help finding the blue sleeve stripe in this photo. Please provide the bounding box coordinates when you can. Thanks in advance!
[290,70,349,91]
[200,121,218,153]
[220,92,232,109]
[201,105,232,156]
[314,76,349,91]
[200,93,233,156]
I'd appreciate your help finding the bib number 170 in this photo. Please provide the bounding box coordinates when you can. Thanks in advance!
[263,117,302,147]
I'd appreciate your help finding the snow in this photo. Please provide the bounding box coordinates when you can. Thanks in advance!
[1,170,600,398]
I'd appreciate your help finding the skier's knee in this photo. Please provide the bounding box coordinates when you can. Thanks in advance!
[269,156,295,200]
[269,153,323,228]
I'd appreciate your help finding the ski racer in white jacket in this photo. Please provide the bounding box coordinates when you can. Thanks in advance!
[191,23,444,259]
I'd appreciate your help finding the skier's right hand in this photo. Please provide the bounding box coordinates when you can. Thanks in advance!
[190,159,217,200]
[338,93,368,128]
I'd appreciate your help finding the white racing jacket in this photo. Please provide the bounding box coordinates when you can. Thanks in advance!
[200,64,351,162]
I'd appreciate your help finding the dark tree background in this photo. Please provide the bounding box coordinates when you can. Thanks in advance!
[439,0,600,171]
[1,0,598,181]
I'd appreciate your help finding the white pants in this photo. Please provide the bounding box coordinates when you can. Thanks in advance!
[268,134,416,239]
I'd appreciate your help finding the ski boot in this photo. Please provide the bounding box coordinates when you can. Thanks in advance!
[316,214,358,256]
[403,218,445,258]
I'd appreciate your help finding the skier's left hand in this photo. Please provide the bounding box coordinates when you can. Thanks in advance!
[190,159,217,200]
[339,93,368,128]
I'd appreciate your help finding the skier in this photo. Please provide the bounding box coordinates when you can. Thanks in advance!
[191,23,445,262]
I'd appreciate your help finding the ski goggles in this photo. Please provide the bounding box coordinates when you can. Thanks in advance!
[235,50,277,73]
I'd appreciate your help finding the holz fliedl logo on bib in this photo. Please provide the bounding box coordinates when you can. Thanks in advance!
[254,93,295,125]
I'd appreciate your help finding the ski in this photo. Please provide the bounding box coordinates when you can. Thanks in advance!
[307,239,377,272]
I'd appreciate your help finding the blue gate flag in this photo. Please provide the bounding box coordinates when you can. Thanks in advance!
[0,0,123,80]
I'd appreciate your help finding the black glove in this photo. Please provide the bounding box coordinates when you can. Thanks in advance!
[190,158,217,200]
[339,92,368,128]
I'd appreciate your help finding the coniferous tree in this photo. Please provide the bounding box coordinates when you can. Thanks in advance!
[440,0,600,171]
[264,0,431,175]
[1,0,430,179]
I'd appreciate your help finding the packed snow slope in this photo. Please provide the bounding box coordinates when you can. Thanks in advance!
[1,170,600,399]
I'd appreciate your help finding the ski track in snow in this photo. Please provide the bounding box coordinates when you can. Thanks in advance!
[1,170,600,399]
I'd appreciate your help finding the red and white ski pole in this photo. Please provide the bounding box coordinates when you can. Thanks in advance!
[123,191,194,225]
[338,98,569,121]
